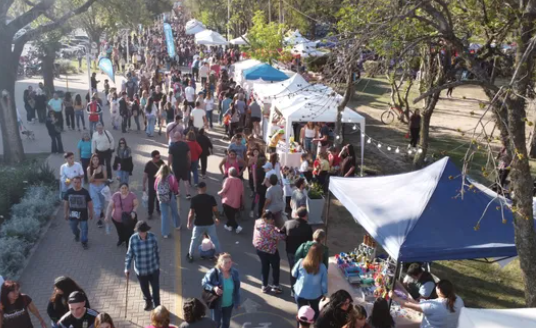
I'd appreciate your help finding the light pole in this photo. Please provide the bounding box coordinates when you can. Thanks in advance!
[227,0,230,40]
[85,44,92,97]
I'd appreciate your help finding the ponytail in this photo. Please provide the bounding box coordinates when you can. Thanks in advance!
[437,280,457,313]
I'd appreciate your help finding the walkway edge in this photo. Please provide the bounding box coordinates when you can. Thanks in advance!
[175,200,183,320]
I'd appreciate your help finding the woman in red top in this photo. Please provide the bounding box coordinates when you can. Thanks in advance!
[186,131,203,186]
[219,149,246,179]
[328,146,341,175]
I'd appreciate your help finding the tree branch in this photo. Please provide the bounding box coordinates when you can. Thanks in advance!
[14,0,98,44]
[413,80,500,103]
[7,0,52,34]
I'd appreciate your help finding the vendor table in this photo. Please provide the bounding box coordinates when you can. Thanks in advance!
[328,257,422,328]
[276,143,302,168]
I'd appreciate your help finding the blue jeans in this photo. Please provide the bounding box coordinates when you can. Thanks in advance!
[75,110,85,129]
[189,224,222,256]
[117,170,130,184]
[134,115,141,130]
[304,137,313,153]
[206,110,213,128]
[89,121,98,136]
[212,305,233,328]
[69,219,88,243]
[199,247,216,258]
[89,183,106,217]
[190,160,199,185]
[147,116,156,136]
[160,196,181,236]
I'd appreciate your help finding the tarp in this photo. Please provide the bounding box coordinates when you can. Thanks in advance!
[329,157,520,262]
[253,73,309,104]
[243,64,288,82]
[185,19,205,35]
[230,34,248,45]
[195,30,228,45]
[458,308,536,328]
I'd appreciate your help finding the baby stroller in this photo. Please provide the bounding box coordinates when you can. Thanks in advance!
[19,118,35,140]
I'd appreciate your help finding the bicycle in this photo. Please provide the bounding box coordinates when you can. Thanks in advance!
[381,106,413,125]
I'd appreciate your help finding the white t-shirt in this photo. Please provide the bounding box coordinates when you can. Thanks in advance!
[420,296,465,328]
[185,86,195,102]
[419,281,436,298]
[199,65,210,78]
[190,108,206,129]
[299,160,309,173]
[60,162,85,192]
[200,238,215,251]
[204,98,214,111]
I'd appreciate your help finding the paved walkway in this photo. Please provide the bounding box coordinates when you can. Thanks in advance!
[12,73,298,328]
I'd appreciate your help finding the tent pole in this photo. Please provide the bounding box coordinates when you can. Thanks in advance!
[388,260,401,309]
[325,191,332,239]
[360,122,365,176]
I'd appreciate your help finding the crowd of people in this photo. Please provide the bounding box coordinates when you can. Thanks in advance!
[2,8,465,328]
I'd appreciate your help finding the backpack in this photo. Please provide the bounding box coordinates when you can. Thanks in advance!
[156,176,172,203]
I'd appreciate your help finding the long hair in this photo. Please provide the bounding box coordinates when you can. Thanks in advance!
[437,280,457,313]
[0,280,21,307]
[146,97,154,113]
[156,164,171,181]
[50,276,85,304]
[74,94,82,106]
[346,304,367,328]
[216,253,232,270]
[95,312,116,328]
[64,92,72,102]
[369,298,394,328]
[183,298,207,323]
[269,152,278,167]
[89,154,101,176]
[151,305,171,327]
[319,289,352,321]
[302,243,323,274]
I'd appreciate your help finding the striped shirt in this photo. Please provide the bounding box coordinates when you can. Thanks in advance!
[125,232,160,276]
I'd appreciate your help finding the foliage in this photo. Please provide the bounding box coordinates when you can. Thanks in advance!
[307,182,325,199]
[0,237,29,279]
[246,11,284,64]
[10,185,59,222]
[363,61,381,77]
[56,59,78,74]
[304,55,329,72]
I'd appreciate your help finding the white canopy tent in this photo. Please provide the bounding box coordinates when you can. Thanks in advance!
[194,30,228,45]
[185,19,205,35]
[230,34,248,45]
[291,42,327,58]
[284,29,311,46]
[268,93,366,175]
[457,308,536,328]
[232,59,262,85]
[253,73,309,104]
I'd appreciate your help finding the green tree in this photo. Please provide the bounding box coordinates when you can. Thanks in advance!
[0,0,97,164]
[246,10,285,64]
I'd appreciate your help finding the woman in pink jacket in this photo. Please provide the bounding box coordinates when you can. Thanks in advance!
[218,167,244,234]
[154,164,181,238]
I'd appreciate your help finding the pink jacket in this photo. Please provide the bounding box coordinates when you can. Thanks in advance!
[154,174,179,194]
[219,176,243,209]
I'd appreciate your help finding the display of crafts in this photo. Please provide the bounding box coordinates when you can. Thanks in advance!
[288,136,301,153]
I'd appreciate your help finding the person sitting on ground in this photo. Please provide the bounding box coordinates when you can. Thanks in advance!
[199,233,216,259]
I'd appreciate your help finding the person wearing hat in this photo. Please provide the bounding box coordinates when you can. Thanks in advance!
[57,291,98,328]
[125,221,161,311]
[268,129,285,153]
[186,182,222,263]
[297,305,315,328]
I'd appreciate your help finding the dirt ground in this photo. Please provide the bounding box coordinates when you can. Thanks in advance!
[324,79,527,308]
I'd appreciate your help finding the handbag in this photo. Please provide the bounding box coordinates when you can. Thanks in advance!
[202,269,221,309]
[119,195,135,227]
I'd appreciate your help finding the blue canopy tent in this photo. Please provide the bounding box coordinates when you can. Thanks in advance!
[328,157,517,263]
[242,64,288,82]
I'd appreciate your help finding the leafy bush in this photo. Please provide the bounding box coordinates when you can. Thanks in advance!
[11,185,58,222]
[363,60,381,77]
[305,55,329,72]
[308,182,325,199]
[0,237,29,279]
[1,217,41,242]
[56,59,78,74]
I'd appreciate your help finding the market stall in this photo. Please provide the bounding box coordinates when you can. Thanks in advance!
[242,63,289,82]
[230,34,248,45]
[194,29,228,45]
[326,157,523,327]
[457,308,536,328]
[185,19,205,35]
[291,42,327,58]
[232,59,262,85]
[284,29,311,46]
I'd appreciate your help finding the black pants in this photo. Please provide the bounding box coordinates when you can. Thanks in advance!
[121,115,129,133]
[137,270,160,306]
[200,155,208,176]
[223,204,238,229]
[25,104,35,122]
[257,189,266,218]
[96,149,113,179]
[55,111,64,130]
[81,158,90,183]
[410,127,420,147]
[148,183,160,215]
[192,67,199,80]
[65,107,75,129]
[296,296,322,321]
[36,105,46,123]
[256,249,280,287]
[287,252,297,292]
[229,122,239,138]
[112,219,134,248]
[50,134,64,153]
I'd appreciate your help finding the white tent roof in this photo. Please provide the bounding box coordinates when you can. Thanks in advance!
[284,29,311,46]
[233,59,262,85]
[282,96,365,123]
[253,73,309,104]
[195,30,228,45]
[291,42,326,58]
[185,19,205,35]
[230,34,248,45]
[458,308,536,328]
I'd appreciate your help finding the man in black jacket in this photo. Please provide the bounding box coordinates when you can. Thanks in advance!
[119,92,129,133]
[279,207,313,297]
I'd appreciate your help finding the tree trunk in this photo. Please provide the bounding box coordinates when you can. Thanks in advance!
[42,46,56,96]
[506,12,536,307]
[0,36,26,164]
[413,93,439,168]
[528,112,536,158]
[335,70,354,146]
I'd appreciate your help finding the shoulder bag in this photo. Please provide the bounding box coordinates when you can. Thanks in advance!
[202,269,221,309]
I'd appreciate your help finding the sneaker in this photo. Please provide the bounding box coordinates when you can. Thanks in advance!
[186,253,194,263]
[175,225,182,230]
[116,240,125,247]
[249,210,255,219]
[74,235,80,242]
[97,220,103,228]
[236,226,243,234]
[82,242,89,250]
[261,286,270,293]
[144,301,153,311]
[163,235,169,239]
[271,285,283,294]
[224,225,233,232]
[186,194,191,200]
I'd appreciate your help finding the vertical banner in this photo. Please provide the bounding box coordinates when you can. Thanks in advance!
[98,57,115,83]
[164,22,176,58]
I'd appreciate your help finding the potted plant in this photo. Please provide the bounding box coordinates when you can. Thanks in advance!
[306,182,325,225]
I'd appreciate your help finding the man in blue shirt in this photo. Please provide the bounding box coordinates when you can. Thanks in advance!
[220,93,233,127]
[125,221,160,311]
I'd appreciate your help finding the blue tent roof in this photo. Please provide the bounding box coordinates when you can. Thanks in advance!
[243,64,288,81]
[329,157,520,262]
